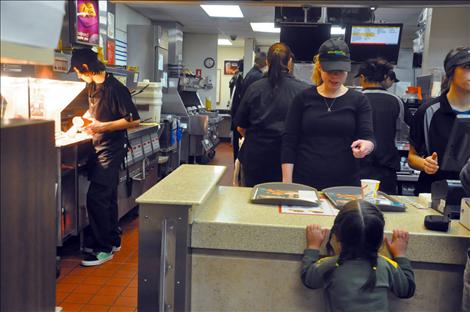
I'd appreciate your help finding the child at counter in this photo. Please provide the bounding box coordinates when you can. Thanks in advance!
[301,200,415,311]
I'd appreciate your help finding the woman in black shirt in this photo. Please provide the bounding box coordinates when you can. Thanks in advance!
[234,43,309,186]
[282,39,375,190]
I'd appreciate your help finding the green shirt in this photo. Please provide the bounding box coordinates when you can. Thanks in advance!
[301,249,415,312]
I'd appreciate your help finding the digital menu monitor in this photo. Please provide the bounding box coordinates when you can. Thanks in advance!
[345,24,403,64]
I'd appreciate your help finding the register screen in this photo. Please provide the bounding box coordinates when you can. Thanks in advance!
[350,26,401,45]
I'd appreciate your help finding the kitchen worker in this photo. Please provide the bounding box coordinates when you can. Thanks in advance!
[282,39,375,190]
[229,60,244,162]
[408,47,470,194]
[357,58,407,194]
[234,43,309,187]
[69,48,140,266]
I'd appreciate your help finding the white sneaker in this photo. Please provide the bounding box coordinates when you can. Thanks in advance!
[112,244,121,253]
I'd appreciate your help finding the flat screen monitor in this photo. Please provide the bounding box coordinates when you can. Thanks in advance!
[442,115,470,172]
[345,23,403,64]
[280,24,332,62]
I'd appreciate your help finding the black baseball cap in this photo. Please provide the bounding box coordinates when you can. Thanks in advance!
[68,48,99,73]
[444,47,470,75]
[318,39,351,72]
[388,71,400,82]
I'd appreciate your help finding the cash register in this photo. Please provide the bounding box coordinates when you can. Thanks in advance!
[431,115,470,219]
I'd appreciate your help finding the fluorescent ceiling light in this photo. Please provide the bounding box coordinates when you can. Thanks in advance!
[201,5,243,18]
[331,26,346,35]
[218,39,233,46]
[250,23,280,33]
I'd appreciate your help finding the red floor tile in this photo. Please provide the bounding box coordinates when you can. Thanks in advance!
[56,291,70,304]
[73,284,102,295]
[120,287,137,298]
[106,277,131,287]
[114,296,137,307]
[88,294,118,306]
[57,282,78,293]
[80,304,110,312]
[108,306,135,312]
[97,286,125,297]
[63,292,93,304]
[59,302,83,312]
[83,276,108,286]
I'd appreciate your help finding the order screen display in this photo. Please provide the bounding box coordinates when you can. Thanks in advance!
[350,26,401,45]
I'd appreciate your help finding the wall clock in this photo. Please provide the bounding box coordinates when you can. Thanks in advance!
[204,57,215,69]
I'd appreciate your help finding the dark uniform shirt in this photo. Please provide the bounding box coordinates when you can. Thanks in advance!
[234,73,309,185]
[87,73,140,186]
[241,66,264,99]
[282,87,375,190]
[360,87,405,171]
[409,92,460,194]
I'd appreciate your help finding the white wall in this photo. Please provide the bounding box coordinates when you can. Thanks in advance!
[183,33,218,108]
[114,4,151,66]
[422,7,470,75]
[217,46,244,109]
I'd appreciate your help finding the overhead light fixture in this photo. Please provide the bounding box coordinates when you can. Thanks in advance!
[250,23,280,33]
[330,26,346,35]
[218,39,233,46]
[200,5,243,18]
[370,6,377,11]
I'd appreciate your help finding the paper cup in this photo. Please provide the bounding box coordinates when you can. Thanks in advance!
[361,179,380,200]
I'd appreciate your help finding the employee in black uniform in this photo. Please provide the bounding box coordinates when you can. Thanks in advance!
[408,47,470,194]
[240,52,267,98]
[234,43,309,187]
[70,48,140,266]
[282,39,375,190]
[229,60,244,162]
[357,58,407,194]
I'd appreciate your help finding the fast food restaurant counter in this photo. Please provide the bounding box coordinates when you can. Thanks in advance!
[136,164,469,312]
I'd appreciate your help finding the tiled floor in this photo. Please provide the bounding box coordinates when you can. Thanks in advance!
[56,142,234,311]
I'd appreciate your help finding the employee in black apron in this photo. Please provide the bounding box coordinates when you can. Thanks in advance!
[69,48,140,266]
[282,39,375,190]
[357,58,407,194]
[234,43,309,187]
[408,47,470,194]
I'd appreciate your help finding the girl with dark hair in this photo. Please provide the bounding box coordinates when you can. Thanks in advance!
[301,200,415,311]
[408,47,470,194]
[234,43,309,186]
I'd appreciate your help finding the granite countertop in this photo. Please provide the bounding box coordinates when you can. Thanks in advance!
[191,186,470,265]
[136,164,226,205]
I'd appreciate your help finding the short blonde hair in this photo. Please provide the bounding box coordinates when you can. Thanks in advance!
[312,54,323,86]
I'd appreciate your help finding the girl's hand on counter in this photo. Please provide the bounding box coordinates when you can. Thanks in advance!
[384,229,409,258]
[306,224,329,250]
[351,139,374,158]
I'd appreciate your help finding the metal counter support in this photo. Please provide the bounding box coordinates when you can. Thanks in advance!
[138,204,191,312]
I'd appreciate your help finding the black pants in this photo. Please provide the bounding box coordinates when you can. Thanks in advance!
[86,181,121,253]
[232,129,241,162]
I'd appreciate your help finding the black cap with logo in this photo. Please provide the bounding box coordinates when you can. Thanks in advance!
[318,39,351,72]
[68,48,99,73]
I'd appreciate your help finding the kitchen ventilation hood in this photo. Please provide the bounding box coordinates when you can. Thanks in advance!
[1,1,65,65]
